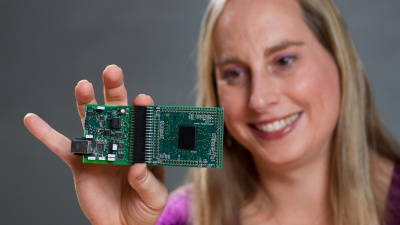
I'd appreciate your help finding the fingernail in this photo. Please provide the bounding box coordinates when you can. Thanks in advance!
[136,167,148,182]
[76,79,89,87]
[24,113,33,120]
[104,64,119,71]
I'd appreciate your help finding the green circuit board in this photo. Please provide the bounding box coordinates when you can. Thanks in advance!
[71,104,224,169]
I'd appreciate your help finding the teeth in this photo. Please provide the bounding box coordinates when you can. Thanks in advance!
[256,113,299,133]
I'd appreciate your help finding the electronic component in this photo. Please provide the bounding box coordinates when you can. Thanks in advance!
[71,138,95,155]
[110,117,121,129]
[71,104,224,169]
[178,126,196,150]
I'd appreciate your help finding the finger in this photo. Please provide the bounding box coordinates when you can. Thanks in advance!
[129,95,167,211]
[128,164,168,212]
[103,65,128,105]
[132,94,165,182]
[132,94,155,107]
[75,80,97,126]
[24,113,78,167]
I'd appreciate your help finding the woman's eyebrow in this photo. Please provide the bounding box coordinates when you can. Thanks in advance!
[264,40,304,56]
[216,41,305,66]
[216,56,246,66]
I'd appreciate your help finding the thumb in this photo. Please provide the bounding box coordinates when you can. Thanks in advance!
[128,163,168,212]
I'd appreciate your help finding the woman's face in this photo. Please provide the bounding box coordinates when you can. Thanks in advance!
[213,0,341,168]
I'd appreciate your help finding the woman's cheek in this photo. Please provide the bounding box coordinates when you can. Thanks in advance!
[218,92,243,135]
[289,66,328,101]
[218,87,245,114]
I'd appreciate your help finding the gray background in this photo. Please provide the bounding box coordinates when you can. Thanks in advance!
[0,1,399,224]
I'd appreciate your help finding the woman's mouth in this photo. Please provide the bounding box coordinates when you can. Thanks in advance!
[254,112,301,134]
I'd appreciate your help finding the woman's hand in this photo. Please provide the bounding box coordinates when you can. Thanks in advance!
[24,65,168,225]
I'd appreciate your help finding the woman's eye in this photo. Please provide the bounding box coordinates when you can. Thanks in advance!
[223,68,243,78]
[276,55,297,67]
[220,67,248,85]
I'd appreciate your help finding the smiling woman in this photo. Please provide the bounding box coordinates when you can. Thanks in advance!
[23,0,400,224]
[190,0,400,224]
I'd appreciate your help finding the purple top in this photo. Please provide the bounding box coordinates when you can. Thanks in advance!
[157,187,192,225]
[157,164,400,225]
[386,163,400,224]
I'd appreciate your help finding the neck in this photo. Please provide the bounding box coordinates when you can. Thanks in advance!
[250,150,332,225]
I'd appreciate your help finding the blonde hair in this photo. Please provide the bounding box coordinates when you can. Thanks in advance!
[190,0,400,224]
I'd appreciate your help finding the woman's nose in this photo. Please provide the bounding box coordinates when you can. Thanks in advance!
[248,76,280,113]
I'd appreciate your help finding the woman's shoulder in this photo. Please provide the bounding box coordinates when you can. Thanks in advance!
[156,184,193,225]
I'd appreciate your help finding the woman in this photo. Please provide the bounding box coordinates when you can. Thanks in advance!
[24,0,400,224]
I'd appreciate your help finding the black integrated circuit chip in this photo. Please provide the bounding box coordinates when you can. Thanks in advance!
[86,111,93,117]
[111,118,121,129]
[178,126,196,150]
[96,143,105,152]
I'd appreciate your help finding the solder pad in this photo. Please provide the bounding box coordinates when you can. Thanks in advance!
[71,104,224,169]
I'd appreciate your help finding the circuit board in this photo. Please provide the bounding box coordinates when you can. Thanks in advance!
[71,104,224,169]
